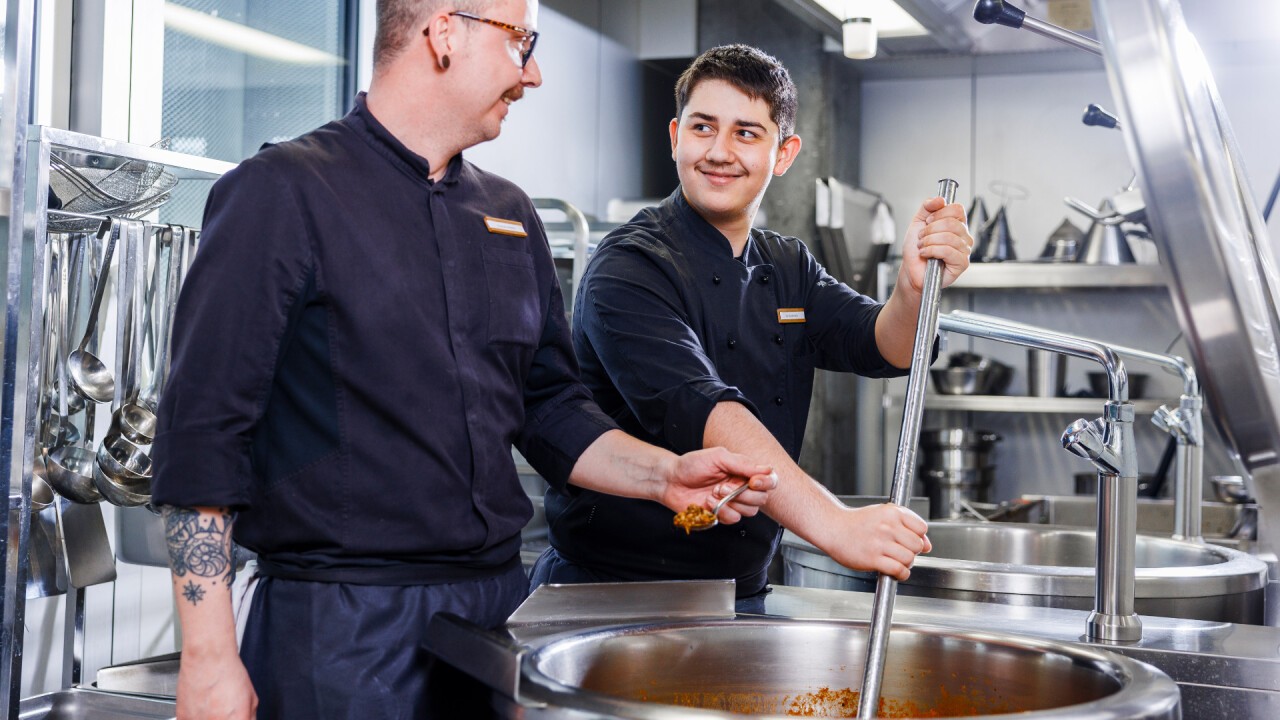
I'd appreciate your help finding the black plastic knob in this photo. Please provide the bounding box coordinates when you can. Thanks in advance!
[1082,103,1119,129]
[973,0,1025,28]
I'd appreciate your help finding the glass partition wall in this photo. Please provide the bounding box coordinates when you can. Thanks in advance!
[156,0,357,225]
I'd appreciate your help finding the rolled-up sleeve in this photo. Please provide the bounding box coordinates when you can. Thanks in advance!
[151,158,313,510]
[804,256,937,376]
[576,245,755,455]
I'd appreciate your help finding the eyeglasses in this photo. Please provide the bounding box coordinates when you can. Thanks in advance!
[430,11,539,69]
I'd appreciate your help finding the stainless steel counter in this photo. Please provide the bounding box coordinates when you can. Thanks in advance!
[42,583,1280,719]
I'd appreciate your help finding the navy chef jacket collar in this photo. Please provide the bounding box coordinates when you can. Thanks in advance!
[669,188,760,263]
[348,92,464,186]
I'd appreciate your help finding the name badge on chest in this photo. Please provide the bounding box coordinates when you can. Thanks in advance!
[777,308,806,324]
[484,216,528,237]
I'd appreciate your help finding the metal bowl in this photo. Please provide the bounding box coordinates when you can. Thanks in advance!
[783,521,1267,624]
[931,366,983,395]
[508,619,1179,718]
[933,358,1013,395]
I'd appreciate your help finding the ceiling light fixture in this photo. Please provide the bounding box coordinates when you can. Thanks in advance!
[815,0,929,38]
[163,3,346,66]
[843,17,878,59]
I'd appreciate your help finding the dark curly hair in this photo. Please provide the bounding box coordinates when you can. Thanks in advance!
[674,44,798,142]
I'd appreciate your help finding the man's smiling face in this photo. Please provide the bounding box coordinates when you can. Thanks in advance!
[669,78,797,232]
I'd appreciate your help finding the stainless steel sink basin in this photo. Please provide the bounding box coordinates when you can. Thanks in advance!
[782,521,1268,623]
[496,619,1180,718]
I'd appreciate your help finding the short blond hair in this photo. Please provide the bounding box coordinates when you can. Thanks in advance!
[373,0,496,67]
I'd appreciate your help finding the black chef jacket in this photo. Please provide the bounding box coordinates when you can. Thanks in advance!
[547,189,910,597]
[151,93,616,585]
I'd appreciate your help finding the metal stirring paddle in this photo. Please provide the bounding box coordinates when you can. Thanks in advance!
[856,178,958,719]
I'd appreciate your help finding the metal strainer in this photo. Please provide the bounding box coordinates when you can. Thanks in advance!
[48,147,178,232]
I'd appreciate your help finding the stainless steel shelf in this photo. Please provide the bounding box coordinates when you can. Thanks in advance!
[885,393,1166,414]
[951,263,1166,289]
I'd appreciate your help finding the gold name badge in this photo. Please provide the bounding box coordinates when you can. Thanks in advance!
[484,216,528,237]
[777,308,806,324]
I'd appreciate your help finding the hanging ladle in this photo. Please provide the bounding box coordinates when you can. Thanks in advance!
[93,219,152,507]
[58,232,89,415]
[46,232,89,418]
[42,235,87,447]
[46,233,103,504]
[66,219,119,404]
[37,236,79,449]
[116,225,183,444]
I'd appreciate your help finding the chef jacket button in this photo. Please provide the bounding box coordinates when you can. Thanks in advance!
[760,274,771,284]
[774,396,784,406]
[712,273,721,285]
[727,337,737,349]
[773,333,783,345]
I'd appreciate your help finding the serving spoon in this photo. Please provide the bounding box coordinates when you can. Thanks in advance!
[678,481,753,533]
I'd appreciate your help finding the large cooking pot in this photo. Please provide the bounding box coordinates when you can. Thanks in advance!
[918,429,1000,472]
[477,618,1179,718]
[783,522,1267,623]
[918,429,1001,519]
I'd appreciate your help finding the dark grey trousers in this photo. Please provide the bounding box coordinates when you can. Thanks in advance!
[240,565,527,719]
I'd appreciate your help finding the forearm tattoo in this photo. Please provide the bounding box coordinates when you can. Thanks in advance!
[161,505,237,604]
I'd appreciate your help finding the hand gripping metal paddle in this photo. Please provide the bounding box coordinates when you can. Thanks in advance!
[857,178,959,718]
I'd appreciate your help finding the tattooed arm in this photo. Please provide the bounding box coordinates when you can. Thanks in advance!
[162,505,257,720]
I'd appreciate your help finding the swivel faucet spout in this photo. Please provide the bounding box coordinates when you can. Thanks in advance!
[949,310,1206,542]
[938,311,1142,643]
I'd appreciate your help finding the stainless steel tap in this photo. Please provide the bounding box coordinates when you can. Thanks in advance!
[1153,396,1204,542]
[950,311,1205,543]
[938,311,1142,643]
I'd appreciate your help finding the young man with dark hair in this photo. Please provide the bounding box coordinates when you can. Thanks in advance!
[531,44,974,611]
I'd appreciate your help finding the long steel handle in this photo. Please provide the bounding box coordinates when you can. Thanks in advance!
[857,178,957,718]
[71,220,118,356]
[972,0,1101,56]
[152,225,186,400]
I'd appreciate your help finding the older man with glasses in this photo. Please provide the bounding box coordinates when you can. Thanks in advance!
[151,2,778,719]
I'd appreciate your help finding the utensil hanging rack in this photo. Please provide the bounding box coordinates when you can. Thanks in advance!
[3,126,234,713]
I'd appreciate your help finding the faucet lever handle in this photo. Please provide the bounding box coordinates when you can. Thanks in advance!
[1061,417,1103,460]
[1151,405,1177,433]
[1062,417,1123,473]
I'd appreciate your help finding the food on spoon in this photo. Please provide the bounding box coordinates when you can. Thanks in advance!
[673,504,716,534]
